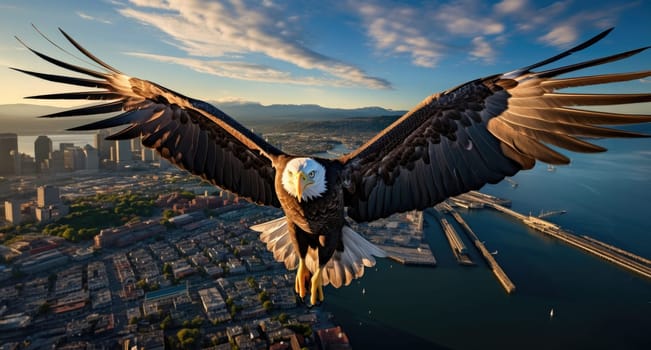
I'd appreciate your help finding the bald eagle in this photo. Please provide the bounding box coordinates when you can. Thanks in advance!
[14,28,650,305]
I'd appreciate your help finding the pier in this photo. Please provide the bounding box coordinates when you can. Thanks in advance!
[478,201,651,280]
[443,203,516,294]
[379,245,437,266]
[433,205,474,265]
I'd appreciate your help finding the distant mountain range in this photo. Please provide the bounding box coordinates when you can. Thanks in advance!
[0,102,405,135]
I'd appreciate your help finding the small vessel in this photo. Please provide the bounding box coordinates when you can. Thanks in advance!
[550,308,555,318]
[491,250,499,255]
[362,288,366,295]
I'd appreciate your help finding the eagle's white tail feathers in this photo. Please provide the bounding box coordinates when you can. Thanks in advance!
[251,217,298,270]
[311,226,386,288]
[253,217,386,289]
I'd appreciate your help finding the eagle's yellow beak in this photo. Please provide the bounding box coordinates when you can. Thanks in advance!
[295,170,313,203]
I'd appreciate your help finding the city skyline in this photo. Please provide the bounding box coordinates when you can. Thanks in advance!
[0,0,649,113]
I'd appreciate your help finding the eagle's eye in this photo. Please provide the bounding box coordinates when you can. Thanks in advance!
[308,170,316,178]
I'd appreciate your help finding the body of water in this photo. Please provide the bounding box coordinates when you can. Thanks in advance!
[321,138,651,349]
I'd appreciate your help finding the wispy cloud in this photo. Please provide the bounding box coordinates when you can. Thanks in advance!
[354,0,504,67]
[494,0,527,15]
[470,36,496,63]
[126,52,357,87]
[76,11,112,24]
[354,0,637,67]
[116,0,390,89]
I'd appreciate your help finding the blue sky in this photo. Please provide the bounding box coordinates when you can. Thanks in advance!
[0,0,649,110]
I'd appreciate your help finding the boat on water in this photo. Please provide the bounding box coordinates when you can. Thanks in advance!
[550,308,555,318]
[491,250,499,255]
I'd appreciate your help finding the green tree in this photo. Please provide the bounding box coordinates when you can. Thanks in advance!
[163,263,173,275]
[263,300,272,311]
[177,328,199,347]
[160,315,173,330]
[191,315,204,328]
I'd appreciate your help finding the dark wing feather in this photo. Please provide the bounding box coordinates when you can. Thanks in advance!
[340,28,651,223]
[14,29,283,207]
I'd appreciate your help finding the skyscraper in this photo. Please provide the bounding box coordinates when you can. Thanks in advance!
[95,130,111,160]
[4,200,22,224]
[37,185,60,208]
[83,144,99,170]
[0,133,18,176]
[34,135,53,172]
[115,139,132,164]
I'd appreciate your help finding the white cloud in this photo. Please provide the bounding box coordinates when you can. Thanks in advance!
[354,1,506,68]
[539,25,577,47]
[76,11,112,24]
[117,0,390,89]
[494,0,527,15]
[356,3,446,68]
[126,52,357,87]
[470,36,496,63]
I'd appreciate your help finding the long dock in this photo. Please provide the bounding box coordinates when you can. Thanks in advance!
[485,202,651,280]
[444,203,516,294]
[433,205,474,265]
[379,245,437,266]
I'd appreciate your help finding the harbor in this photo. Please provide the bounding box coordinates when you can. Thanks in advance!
[454,191,651,280]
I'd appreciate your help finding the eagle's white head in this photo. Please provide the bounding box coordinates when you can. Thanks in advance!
[281,157,327,202]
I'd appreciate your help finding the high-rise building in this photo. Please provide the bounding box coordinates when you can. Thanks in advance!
[64,147,85,171]
[141,147,155,162]
[37,185,60,208]
[4,200,22,224]
[95,130,111,160]
[130,138,142,155]
[115,139,132,164]
[47,150,65,173]
[59,142,75,152]
[34,135,52,171]
[84,144,99,170]
[0,133,18,176]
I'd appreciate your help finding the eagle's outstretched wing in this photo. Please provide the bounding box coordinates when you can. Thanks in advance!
[14,29,282,207]
[340,28,651,222]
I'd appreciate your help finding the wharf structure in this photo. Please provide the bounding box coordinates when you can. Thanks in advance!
[443,203,516,293]
[462,194,651,280]
[433,205,474,265]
